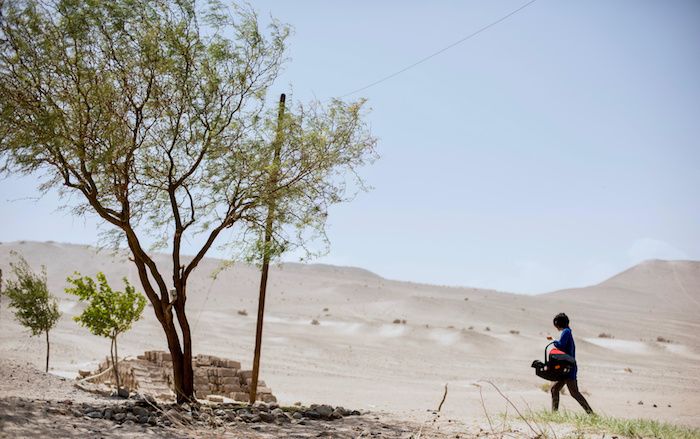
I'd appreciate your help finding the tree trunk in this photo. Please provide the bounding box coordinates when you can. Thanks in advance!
[110,337,116,386]
[113,335,121,392]
[162,316,193,403]
[45,330,50,373]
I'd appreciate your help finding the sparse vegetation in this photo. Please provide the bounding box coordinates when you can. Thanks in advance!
[0,0,376,402]
[237,310,248,316]
[657,336,672,343]
[2,252,61,372]
[525,409,700,439]
[509,329,520,335]
[392,319,407,324]
[65,272,146,395]
[598,332,614,338]
[485,326,491,331]
[310,319,320,325]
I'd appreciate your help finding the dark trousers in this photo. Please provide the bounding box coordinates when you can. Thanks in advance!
[551,379,593,414]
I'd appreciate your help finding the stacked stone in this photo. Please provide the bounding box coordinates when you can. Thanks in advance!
[142,350,174,386]
[79,350,276,403]
[236,370,276,403]
[192,354,276,403]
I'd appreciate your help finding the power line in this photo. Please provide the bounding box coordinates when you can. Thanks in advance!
[340,0,539,98]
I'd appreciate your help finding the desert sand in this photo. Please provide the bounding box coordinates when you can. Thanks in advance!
[1,241,699,434]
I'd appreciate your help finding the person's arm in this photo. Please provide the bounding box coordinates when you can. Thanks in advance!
[553,328,572,351]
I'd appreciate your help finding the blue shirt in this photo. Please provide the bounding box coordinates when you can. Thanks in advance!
[553,327,577,379]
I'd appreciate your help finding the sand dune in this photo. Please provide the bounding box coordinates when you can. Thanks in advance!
[1,241,699,428]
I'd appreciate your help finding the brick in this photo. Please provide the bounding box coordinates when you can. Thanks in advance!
[217,368,237,377]
[231,392,249,402]
[221,384,242,393]
[207,395,224,403]
[218,376,240,385]
[245,378,265,387]
[238,370,253,380]
[195,355,212,366]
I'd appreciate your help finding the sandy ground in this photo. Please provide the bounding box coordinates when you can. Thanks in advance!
[1,241,699,435]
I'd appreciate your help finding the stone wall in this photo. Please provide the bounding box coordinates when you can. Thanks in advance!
[80,350,276,403]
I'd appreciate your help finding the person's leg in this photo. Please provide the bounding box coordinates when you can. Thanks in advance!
[551,381,565,411]
[566,380,593,414]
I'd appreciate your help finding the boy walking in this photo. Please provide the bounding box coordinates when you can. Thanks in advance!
[547,313,594,414]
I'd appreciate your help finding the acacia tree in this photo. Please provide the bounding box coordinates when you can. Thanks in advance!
[0,0,377,402]
[3,252,61,372]
[66,272,146,395]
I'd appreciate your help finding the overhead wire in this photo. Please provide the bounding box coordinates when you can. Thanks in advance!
[340,0,539,97]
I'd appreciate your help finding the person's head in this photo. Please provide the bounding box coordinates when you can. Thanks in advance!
[553,313,570,330]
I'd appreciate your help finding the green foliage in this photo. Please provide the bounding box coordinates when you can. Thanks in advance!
[0,0,376,400]
[0,0,375,262]
[526,409,700,439]
[65,272,146,339]
[2,252,61,337]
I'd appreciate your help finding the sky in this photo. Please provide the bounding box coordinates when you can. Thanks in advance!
[1,0,699,294]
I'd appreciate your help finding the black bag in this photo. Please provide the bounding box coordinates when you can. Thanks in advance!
[531,341,576,382]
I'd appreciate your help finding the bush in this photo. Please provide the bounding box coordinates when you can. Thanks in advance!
[2,252,61,372]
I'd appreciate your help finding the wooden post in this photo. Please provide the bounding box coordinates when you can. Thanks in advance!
[250,93,286,404]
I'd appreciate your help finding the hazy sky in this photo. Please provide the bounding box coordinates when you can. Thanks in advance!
[1,0,699,294]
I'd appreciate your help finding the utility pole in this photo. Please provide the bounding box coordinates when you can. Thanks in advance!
[250,93,286,404]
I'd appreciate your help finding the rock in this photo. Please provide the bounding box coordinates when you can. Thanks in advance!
[231,392,249,402]
[261,394,277,403]
[207,395,224,403]
[86,411,102,419]
[292,411,303,420]
[133,406,149,418]
[259,412,275,423]
[314,404,334,419]
[126,412,138,422]
[271,408,284,417]
[148,416,158,425]
[303,410,321,420]
[137,415,149,424]
[336,406,351,416]
[114,413,126,422]
[331,409,344,420]
[103,409,113,420]
[638,401,644,405]
[117,388,129,398]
